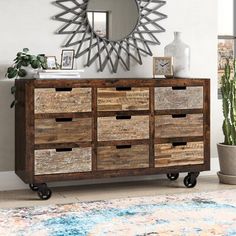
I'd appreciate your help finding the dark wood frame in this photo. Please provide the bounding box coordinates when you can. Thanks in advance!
[15,78,210,184]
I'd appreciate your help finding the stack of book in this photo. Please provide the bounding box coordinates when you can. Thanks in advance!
[34,70,84,79]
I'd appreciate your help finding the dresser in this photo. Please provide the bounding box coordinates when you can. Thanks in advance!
[15,78,210,200]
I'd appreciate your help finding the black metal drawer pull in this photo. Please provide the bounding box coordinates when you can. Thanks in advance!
[116,115,131,120]
[172,142,187,147]
[56,148,73,152]
[55,118,73,122]
[116,86,132,91]
[172,114,187,118]
[116,145,132,149]
[172,86,186,90]
[55,88,72,92]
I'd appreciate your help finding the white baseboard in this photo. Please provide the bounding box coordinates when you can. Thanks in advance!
[0,158,219,191]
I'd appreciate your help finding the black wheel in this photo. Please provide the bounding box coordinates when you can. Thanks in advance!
[29,184,39,192]
[167,173,179,181]
[184,175,197,188]
[37,184,52,200]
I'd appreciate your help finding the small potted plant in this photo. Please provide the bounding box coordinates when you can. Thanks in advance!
[217,59,236,184]
[6,48,47,107]
[6,48,47,79]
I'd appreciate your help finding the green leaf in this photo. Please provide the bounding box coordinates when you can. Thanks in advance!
[23,48,29,53]
[7,69,18,79]
[11,86,16,94]
[10,100,17,108]
[41,62,47,69]
[7,67,15,73]
[30,55,37,61]
[17,52,22,57]
[22,55,28,60]
[37,55,46,63]
[16,62,23,68]
[21,60,29,67]
[18,68,27,77]
[31,60,40,69]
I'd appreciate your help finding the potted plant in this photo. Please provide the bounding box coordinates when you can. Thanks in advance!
[6,48,47,79]
[6,48,47,107]
[217,59,236,184]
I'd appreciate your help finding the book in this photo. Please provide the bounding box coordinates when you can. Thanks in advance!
[34,69,83,79]
[40,69,84,73]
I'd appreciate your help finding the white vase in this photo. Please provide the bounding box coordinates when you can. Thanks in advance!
[164,32,190,78]
[22,66,38,79]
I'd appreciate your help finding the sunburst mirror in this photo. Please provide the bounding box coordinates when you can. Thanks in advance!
[54,0,167,73]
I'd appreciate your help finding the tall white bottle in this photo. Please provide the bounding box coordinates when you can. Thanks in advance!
[164,32,190,77]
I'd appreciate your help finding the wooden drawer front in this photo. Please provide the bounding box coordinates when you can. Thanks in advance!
[98,116,149,141]
[155,142,204,167]
[34,88,91,113]
[35,118,92,144]
[97,145,149,170]
[35,147,92,175]
[155,114,203,138]
[155,87,203,110]
[97,88,149,111]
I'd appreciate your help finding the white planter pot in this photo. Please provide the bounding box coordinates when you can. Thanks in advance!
[217,143,236,185]
[22,66,38,79]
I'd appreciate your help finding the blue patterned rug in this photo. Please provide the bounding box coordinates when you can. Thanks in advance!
[0,189,236,235]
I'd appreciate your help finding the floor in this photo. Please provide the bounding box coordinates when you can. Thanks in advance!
[0,174,235,209]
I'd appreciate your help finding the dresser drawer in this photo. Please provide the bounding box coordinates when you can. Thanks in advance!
[34,147,92,175]
[155,141,204,167]
[97,144,149,170]
[155,114,203,138]
[98,115,149,141]
[97,87,149,111]
[155,86,203,110]
[34,88,92,113]
[35,118,92,144]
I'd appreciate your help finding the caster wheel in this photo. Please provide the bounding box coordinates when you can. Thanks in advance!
[184,175,197,188]
[29,184,39,192]
[167,173,179,181]
[37,184,52,200]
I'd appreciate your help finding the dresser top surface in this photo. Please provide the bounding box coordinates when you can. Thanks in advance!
[16,78,210,88]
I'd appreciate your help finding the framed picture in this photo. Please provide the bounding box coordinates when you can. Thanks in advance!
[61,50,75,70]
[153,57,173,78]
[46,56,57,69]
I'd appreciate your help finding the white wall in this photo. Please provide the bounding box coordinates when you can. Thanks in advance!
[0,0,220,182]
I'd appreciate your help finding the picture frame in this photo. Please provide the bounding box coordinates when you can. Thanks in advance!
[46,56,57,69]
[61,49,75,70]
[153,56,173,78]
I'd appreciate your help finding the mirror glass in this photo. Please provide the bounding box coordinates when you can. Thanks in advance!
[87,0,139,41]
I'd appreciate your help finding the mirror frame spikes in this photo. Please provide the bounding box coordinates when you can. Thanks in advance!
[54,0,167,73]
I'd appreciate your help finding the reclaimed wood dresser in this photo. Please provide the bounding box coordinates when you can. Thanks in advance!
[15,78,210,199]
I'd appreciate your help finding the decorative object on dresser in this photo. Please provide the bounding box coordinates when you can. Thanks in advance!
[15,78,210,200]
[61,50,75,70]
[164,32,191,78]
[153,57,173,77]
[54,0,167,73]
[6,48,47,79]
[217,59,236,185]
[46,56,58,70]
[35,70,83,79]
[6,48,47,108]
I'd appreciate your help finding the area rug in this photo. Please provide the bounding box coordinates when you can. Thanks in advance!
[0,189,236,236]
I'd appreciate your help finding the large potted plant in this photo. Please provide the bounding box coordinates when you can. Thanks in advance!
[217,59,236,184]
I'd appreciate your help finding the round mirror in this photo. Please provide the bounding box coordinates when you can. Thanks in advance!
[87,0,139,41]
